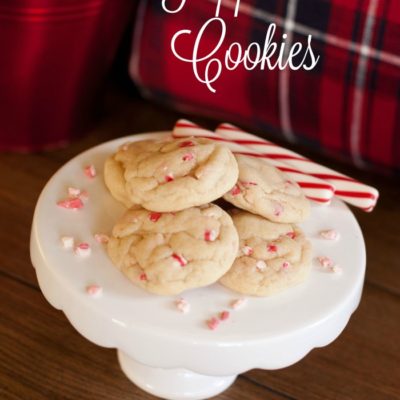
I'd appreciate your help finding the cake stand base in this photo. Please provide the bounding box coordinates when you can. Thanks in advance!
[117,351,236,400]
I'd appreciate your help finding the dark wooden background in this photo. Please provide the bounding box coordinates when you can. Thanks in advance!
[1,87,399,400]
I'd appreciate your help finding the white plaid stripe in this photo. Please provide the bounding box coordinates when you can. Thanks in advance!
[279,0,298,143]
[350,0,379,167]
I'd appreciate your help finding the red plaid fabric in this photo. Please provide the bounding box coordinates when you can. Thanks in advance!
[130,0,400,173]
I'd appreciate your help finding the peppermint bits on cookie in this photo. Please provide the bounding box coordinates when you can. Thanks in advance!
[204,229,217,242]
[139,273,148,281]
[242,245,253,256]
[220,211,312,296]
[282,261,291,270]
[182,152,194,162]
[179,140,195,148]
[255,260,267,271]
[172,253,188,267]
[230,185,241,196]
[104,137,238,212]
[223,155,310,223]
[165,173,174,183]
[107,205,238,295]
[149,212,162,222]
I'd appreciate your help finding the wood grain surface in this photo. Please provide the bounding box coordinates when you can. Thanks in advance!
[1,89,399,400]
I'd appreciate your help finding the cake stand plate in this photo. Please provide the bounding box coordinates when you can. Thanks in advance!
[30,132,366,400]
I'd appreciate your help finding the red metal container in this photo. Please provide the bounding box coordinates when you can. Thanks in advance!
[0,0,135,151]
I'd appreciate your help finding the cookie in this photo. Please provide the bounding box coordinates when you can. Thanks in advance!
[219,211,312,296]
[104,137,239,212]
[223,155,310,223]
[107,204,239,295]
[104,155,133,208]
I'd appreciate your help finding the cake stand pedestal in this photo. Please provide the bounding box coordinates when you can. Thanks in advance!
[30,133,366,400]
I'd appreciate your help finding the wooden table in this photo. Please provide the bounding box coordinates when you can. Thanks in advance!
[1,89,399,400]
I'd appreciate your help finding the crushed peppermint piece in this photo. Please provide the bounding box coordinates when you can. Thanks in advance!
[207,317,220,331]
[179,140,195,148]
[84,165,96,179]
[79,190,89,202]
[256,260,267,271]
[267,244,278,252]
[282,261,291,270]
[219,311,230,321]
[139,272,148,281]
[172,253,188,267]
[61,236,74,249]
[241,181,258,187]
[231,185,241,196]
[231,298,247,310]
[286,231,296,239]
[149,212,162,222]
[68,187,81,197]
[94,233,109,244]
[86,284,102,297]
[75,242,91,257]
[242,246,254,256]
[317,256,334,268]
[175,298,190,313]
[319,229,340,240]
[204,229,217,242]
[57,197,84,210]
[182,152,194,161]
[274,203,284,217]
[165,173,174,182]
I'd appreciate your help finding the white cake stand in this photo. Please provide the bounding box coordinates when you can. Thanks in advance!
[30,133,366,400]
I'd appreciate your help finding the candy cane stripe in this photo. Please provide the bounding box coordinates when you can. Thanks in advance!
[215,123,379,212]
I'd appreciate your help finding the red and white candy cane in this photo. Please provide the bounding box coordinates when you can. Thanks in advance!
[172,120,335,204]
[216,123,379,212]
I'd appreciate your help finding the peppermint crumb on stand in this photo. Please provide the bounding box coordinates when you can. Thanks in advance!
[61,236,74,249]
[219,311,230,321]
[175,298,190,314]
[84,165,96,179]
[86,284,102,297]
[231,298,247,310]
[68,187,81,197]
[74,242,91,257]
[57,197,84,210]
[207,317,220,331]
[319,229,340,240]
[317,256,334,268]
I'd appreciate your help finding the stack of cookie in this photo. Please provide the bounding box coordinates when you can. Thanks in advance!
[104,135,312,297]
